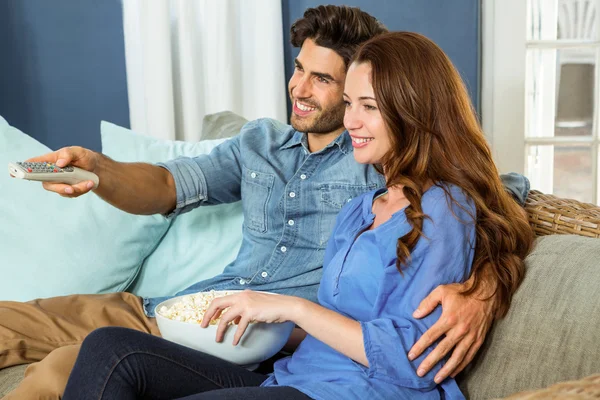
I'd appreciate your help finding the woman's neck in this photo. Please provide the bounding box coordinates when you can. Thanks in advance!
[370,185,409,230]
[384,185,407,204]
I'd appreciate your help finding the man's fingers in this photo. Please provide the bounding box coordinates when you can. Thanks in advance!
[41,181,91,197]
[25,153,59,164]
[434,339,472,383]
[451,339,482,378]
[413,287,443,319]
[26,147,75,165]
[408,319,448,360]
[414,335,458,377]
[71,180,95,193]
[42,182,75,195]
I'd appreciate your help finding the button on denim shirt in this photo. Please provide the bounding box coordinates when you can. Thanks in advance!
[143,118,529,316]
[143,119,385,316]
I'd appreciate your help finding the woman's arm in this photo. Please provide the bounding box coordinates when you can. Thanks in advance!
[201,291,369,364]
[291,298,368,365]
[282,327,308,353]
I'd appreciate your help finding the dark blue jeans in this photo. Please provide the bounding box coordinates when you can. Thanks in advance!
[62,327,312,400]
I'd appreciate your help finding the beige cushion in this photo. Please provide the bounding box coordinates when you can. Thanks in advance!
[0,365,27,397]
[459,235,600,399]
[201,111,248,140]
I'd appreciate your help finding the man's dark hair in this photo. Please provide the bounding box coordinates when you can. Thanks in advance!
[290,5,388,68]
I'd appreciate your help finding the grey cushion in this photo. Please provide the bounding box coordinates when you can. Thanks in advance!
[0,364,27,397]
[201,111,248,140]
[459,235,600,399]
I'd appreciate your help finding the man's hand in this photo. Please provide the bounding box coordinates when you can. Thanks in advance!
[408,282,495,383]
[25,146,99,197]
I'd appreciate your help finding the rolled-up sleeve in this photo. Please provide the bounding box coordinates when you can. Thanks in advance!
[500,172,530,206]
[361,192,476,388]
[158,135,243,217]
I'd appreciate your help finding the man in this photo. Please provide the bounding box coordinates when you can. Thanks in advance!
[1,5,527,399]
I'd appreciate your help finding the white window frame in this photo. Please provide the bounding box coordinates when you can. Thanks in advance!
[482,0,600,203]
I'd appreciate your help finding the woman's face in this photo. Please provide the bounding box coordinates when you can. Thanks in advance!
[343,62,392,165]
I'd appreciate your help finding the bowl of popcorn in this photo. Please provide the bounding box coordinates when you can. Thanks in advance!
[155,290,295,367]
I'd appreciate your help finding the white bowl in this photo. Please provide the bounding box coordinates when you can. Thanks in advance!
[155,290,295,367]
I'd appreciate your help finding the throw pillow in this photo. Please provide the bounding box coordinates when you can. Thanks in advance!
[100,120,245,298]
[0,116,169,301]
[458,234,600,398]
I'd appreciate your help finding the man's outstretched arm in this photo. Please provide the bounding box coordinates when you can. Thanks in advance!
[25,146,177,215]
[408,265,498,383]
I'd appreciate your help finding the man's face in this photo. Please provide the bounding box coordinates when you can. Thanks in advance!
[288,39,347,135]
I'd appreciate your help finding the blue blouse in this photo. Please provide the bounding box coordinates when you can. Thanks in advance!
[262,183,476,400]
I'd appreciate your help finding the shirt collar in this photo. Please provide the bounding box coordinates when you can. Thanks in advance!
[281,129,352,155]
[280,130,304,150]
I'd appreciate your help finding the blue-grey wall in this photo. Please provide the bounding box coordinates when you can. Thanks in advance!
[282,0,480,118]
[0,0,129,152]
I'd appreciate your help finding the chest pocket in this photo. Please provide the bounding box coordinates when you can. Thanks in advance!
[318,183,378,247]
[241,166,275,233]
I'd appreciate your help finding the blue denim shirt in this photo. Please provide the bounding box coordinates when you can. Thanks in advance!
[262,184,475,399]
[143,118,529,316]
[143,119,385,315]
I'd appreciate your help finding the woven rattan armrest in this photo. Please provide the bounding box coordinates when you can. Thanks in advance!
[525,190,600,238]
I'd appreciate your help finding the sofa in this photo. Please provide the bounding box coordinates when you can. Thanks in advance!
[1,112,599,399]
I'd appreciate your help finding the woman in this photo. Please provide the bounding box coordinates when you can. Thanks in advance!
[62,32,533,400]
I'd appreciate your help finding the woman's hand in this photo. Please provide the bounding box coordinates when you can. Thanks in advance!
[200,290,298,346]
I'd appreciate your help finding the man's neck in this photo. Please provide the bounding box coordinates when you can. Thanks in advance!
[306,127,346,153]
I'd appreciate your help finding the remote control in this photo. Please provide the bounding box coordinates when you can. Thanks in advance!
[8,161,99,189]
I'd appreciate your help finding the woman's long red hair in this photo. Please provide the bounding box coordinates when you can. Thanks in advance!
[352,32,534,317]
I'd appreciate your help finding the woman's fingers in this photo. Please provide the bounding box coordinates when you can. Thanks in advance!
[215,307,239,343]
[232,317,251,346]
[201,293,257,344]
[201,298,224,328]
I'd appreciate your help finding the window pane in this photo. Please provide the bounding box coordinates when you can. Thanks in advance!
[528,0,598,41]
[526,47,596,138]
[526,145,593,202]
[528,0,559,40]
